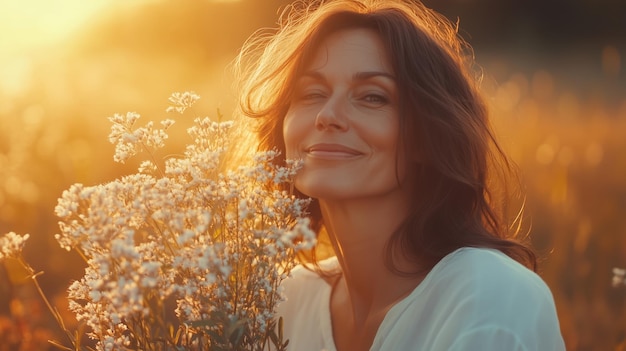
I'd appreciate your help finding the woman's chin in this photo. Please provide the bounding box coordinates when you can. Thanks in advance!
[294,182,350,200]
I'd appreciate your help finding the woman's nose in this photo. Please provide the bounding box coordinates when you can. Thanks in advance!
[314,95,349,131]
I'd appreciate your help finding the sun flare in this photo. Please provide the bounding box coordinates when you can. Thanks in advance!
[0,0,110,54]
[0,0,173,56]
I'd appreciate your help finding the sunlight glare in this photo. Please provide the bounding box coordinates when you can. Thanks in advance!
[0,0,163,56]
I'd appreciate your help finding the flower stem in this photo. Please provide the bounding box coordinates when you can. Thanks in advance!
[19,256,78,350]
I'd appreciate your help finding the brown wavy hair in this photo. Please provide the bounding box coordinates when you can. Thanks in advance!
[233,0,537,272]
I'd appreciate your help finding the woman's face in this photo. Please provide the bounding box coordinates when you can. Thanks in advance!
[283,28,408,201]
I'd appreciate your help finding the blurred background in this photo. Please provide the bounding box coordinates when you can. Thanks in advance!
[0,0,624,349]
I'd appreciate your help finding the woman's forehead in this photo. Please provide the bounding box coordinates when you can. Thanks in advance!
[301,28,394,76]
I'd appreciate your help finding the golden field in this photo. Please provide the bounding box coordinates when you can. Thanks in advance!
[0,1,624,350]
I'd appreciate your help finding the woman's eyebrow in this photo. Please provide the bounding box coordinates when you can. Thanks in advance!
[353,71,397,82]
[298,71,326,82]
[298,70,396,83]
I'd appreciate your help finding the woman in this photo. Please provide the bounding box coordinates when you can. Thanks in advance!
[235,0,565,350]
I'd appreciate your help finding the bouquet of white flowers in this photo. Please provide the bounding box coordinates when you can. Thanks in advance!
[1,92,316,351]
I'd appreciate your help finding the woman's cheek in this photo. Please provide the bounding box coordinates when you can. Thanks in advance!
[282,113,299,160]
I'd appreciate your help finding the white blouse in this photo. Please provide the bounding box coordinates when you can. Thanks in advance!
[276,247,566,351]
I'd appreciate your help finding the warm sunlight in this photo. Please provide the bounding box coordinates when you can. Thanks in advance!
[0,1,624,350]
[0,0,103,54]
[0,0,167,56]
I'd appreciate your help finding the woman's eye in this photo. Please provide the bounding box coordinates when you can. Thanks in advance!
[361,94,389,105]
[302,92,325,100]
[296,89,326,103]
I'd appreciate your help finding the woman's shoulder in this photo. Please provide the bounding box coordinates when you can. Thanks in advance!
[394,248,565,350]
[402,247,562,330]
[419,247,562,335]
[435,247,551,297]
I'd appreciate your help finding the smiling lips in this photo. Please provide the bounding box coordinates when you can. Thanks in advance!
[305,143,364,159]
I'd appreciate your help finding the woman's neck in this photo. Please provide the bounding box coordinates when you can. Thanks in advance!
[319,196,422,321]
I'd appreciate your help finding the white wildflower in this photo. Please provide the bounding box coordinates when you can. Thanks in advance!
[166,91,200,114]
[138,160,157,174]
[0,232,30,260]
[613,267,626,287]
[161,118,175,129]
[54,93,314,350]
[108,111,174,164]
